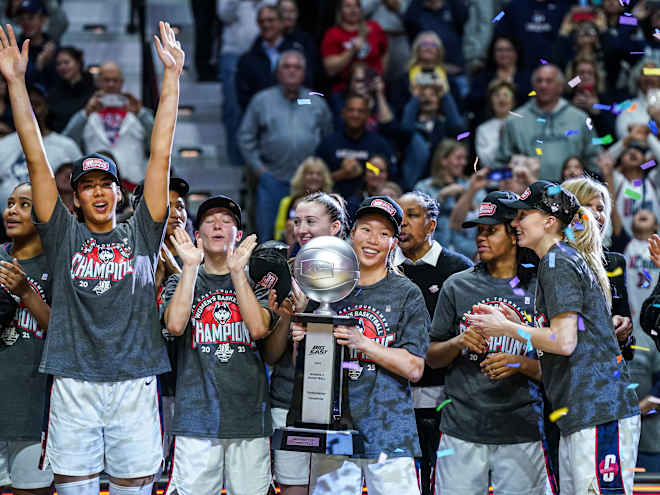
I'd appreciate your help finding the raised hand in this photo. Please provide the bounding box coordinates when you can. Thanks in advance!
[170,227,203,267]
[153,21,185,75]
[227,234,257,274]
[0,24,28,83]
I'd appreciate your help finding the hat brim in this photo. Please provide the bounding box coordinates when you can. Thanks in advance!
[71,169,120,188]
[499,198,534,210]
[195,196,242,229]
[355,206,400,235]
[462,216,505,228]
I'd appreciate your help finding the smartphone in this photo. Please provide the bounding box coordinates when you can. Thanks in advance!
[488,168,513,182]
[100,93,129,108]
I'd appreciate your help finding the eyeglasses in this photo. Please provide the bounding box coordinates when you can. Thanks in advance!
[420,41,439,48]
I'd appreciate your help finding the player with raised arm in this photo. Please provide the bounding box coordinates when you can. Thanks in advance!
[0,21,184,495]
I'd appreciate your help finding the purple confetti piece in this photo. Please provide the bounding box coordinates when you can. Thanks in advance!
[633,179,643,187]
[648,409,658,415]
[509,276,520,288]
[641,159,657,170]
[613,370,621,378]
[643,269,653,281]
[578,315,585,331]
[513,288,525,297]
[457,131,470,141]
[565,130,579,136]
[549,252,555,268]
[650,120,658,136]
[573,222,584,231]
[540,59,548,65]
[506,362,521,368]
[593,103,612,111]
[631,51,645,55]
[492,11,504,23]
[342,361,361,370]
[619,15,638,25]
[309,91,324,96]
[550,333,556,340]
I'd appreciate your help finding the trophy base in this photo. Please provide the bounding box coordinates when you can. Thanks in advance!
[272,427,359,455]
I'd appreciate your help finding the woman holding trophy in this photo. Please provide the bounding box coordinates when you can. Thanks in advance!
[292,195,430,495]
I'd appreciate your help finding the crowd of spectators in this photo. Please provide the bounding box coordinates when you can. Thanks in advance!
[0,0,659,479]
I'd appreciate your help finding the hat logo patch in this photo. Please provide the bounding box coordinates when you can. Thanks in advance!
[257,272,278,290]
[370,199,395,216]
[520,188,531,200]
[479,202,497,216]
[82,158,109,171]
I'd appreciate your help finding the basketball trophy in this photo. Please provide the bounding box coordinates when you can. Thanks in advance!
[272,236,361,455]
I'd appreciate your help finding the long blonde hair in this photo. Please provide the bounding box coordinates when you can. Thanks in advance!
[562,176,612,237]
[289,157,333,198]
[408,31,445,69]
[564,205,612,311]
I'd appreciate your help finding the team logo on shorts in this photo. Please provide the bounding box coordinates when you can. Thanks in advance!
[599,454,620,482]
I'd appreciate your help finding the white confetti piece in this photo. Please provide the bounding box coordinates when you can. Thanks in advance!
[297,98,311,105]
[568,76,581,88]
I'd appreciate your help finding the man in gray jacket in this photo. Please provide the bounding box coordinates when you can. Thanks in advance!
[238,50,333,241]
[495,64,601,181]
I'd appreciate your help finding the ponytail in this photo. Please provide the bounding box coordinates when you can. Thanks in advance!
[566,206,612,311]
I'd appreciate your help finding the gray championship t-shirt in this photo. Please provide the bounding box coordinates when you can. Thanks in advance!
[431,266,543,444]
[35,199,170,381]
[321,272,429,459]
[0,247,51,441]
[534,243,639,435]
[161,269,274,439]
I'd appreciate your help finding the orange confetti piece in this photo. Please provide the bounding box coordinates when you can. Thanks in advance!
[617,354,623,363]
[627,103,637,112]
[626,467,646,472]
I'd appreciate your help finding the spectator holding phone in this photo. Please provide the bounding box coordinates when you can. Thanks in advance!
[62,61,154,190]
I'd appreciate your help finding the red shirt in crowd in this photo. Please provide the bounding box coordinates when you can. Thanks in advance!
[321,20,388,93]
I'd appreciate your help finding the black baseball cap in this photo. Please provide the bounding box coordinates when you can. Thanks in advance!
[462,191,520,228]
[70,153,120,188]
[16,0,45,15]
[169,177,189,198]
[195,195,242,229]
[501,180,581,225]
[354,195,403,236]
[249,241,292,304]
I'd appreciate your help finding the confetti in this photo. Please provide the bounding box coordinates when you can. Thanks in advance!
[366,162,380,174]
[627,103,637,112]
[549,252,555,268]
[393,448,404,453]
[536,118,546,123]
[623,188,642,200]
[643,67,660,76]
[586,118,593,130]
[650,121,659,136]
[536,139,544,144]
[509,276,520,288]
[473,156,479,174]
[644,269,654,282]
[547,185,562,195]
[436,399,452,412]
[565,130,579,136]
[592,134,614,145]
[549,407,568,422]
[617,354,623,363]
[641,159,657,170]
[578,315,585,331]
[528,90,537,96]
[492,11,505,23]
[540,59,548,65]
[627,383,640,390]
[517,328,531,340]
[535,148,543,155]
[607,267,623,278]
[436,448,454,458]
[630,51,645,55]
[521,263,536,268]
[309,91,324,96]
[633,179,643,187]
[506,362,521,368]
[550,333,556,340]
[648,409,658,415]
[296,98,311,105]
[342,361,361,370]
[626,467,646,473]
[619,15,638,25]
[613,370,621,378]
[593,104,611,111]
[616,99,632,111]
[513,288,525,297]
[457,131,470,141]
[509,111,523,118]
[564,226,575,241]
[573,221,584,231]
[378,452,388,463]
[568,76,581,88]
[654,303,660,308]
